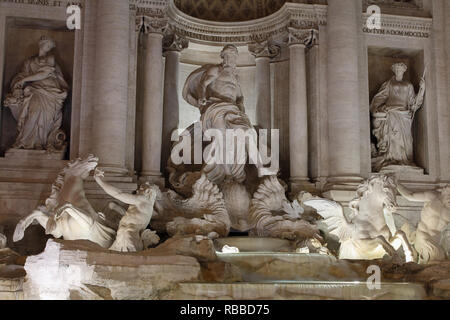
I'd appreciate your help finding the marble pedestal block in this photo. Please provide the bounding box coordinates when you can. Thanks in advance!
[5,148,66,161]
[377,164,425,176]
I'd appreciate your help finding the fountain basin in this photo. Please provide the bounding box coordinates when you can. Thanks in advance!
[214,237,292,253]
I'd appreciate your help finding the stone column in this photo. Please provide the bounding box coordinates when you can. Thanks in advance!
[442,0,450,181]
[249,41,281,130]
[326,0,362,186]
[137,15,168,184]
[91,0,130,176]
[288,28,317,191]
[161,33,189,174]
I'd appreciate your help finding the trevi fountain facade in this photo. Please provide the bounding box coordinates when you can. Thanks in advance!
[0,0,449,301]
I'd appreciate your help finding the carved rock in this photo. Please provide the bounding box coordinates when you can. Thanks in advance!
[23,239,201,300]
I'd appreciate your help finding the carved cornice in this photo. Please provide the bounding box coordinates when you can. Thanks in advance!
[0,0,433,42]
[362,13,432,38]
[163,31,189,52]
[248,40,281,59]
[166,2,325,45]
[288,28,318,48]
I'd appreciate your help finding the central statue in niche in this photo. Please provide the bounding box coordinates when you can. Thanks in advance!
[180,44,261,185]
[370,62,426,172]
[154,45,323,245]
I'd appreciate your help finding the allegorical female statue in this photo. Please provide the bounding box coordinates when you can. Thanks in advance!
[370,62,425,172]
[3,36,68,151]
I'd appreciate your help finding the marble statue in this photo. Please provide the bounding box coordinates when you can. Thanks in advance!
[172,44,264,188]
[397,183,450,264]
[248,176,322,242]
[3,36,69,152]
[155,45,320,243]
[370,62,426,172]
[0,232,6,249]
[154,173,230,239]
[94,169,161,252]
[304,175,414,262]
[13,155,116,248]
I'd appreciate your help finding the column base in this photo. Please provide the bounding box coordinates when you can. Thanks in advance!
[323,176,364,192]
[139,172,165,188]
[97,165,130,177]
[289,177,316,194]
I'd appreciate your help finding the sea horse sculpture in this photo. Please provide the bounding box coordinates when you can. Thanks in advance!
[304,175,414,262]
[13,155,116,248]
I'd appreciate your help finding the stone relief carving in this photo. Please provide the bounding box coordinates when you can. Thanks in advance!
[370,63,426,172]
[304,175,414,262]
[154,173,230,239]
[397,183,450,264]
[163,29,189,52]
[136,14,168,34]
[94,169,161,252]
[287,27,318,47]
[248,40,281,59]
[248,176,322,242]
[3,36,69,154]
[13,155,116,248]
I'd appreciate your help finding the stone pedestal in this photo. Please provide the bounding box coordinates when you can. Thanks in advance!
[5,148,66,161]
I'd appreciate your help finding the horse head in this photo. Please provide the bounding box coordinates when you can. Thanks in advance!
[349,174,398,220]
[63,154,99,180]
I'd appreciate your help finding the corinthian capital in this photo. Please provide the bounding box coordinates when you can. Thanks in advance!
[288,28,318,48]
[163,32,189,52]
[248,40,281,59]
[136,15,168,34]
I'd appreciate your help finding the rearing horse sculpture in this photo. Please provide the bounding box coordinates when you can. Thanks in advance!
[304,175,414,262]
[13,155,116,248]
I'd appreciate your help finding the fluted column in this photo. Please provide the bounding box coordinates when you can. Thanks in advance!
[288,28,318,189]
[249,41,280,130]
[137,15,168,184]
[161,32,189,173]
[92,0,130,175]
[327,0,362,185]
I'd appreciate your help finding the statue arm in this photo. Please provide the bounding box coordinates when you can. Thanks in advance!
[18,67,55,86]
[397,183,436,202]
[370,81,390,113]
[198,67,219,103]
[94,174,141,206]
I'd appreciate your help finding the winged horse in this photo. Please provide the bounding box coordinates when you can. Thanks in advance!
[304,175,414,262]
